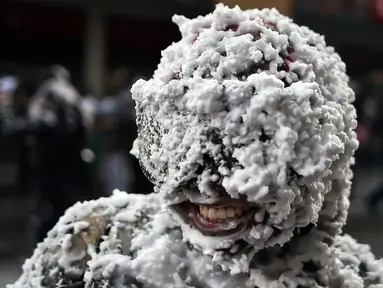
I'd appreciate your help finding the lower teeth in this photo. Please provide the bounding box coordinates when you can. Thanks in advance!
[201,214,237,222]
[198,206,245,221]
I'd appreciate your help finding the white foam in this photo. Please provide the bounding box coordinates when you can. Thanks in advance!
[8,4,383,288]
[132,3,358,263]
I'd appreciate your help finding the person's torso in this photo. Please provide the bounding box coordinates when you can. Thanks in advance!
[10,192,383,288]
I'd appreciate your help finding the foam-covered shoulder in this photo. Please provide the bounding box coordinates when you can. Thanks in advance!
[8,191,161,288]
[334,234,383,286]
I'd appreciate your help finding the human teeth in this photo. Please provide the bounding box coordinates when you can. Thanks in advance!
[202,207,209,218]
[199,206,209,218]
[208,208,217,220]
[235,207,243,216]
[227,208,235,218]
[217,209,226,219]
[198,205,246,220]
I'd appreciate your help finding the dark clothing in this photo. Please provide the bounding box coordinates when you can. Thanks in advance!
[367,184,383,213]
[36,176,89,242]
[32,107,87,180]
[2,89,91,241]
[4,102,88,180]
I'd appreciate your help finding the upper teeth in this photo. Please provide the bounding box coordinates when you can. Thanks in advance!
[199,205,244,220]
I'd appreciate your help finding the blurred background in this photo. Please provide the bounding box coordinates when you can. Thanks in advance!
[1,0,383,285]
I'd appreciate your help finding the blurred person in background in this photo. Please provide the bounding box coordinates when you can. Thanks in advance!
[0,76,20,134]
[353,71,383,166]
[0,65,94,242]
[96,69,152,195]
[0,76,32,196]
[78,83,98,132]
[77,83,99,195]
[350,70,383,213]
[362,70,383,213]
[95,72,130,195]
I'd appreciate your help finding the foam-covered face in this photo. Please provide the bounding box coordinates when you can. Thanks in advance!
[131,5,358,272]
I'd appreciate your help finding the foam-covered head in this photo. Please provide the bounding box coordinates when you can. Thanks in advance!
[132,4,358,271]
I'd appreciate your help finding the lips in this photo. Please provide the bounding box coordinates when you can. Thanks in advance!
[171,200,255,237]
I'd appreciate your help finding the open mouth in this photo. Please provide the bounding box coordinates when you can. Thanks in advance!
[174,199,257,237]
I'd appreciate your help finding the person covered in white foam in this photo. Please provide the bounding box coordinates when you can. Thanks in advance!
[9,5,383,288]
